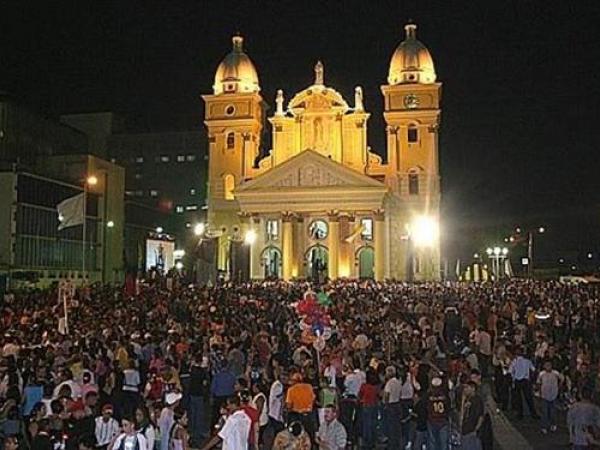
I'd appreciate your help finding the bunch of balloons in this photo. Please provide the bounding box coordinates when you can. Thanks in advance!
[296,290,333,346]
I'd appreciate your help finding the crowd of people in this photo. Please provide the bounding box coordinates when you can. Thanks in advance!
[0,278,600,450]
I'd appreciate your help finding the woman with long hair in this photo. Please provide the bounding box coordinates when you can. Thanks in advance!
[135,405,156,450]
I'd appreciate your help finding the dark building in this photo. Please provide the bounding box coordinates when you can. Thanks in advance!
[107,130,208,233]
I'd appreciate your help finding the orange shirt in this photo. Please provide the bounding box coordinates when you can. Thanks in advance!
[286,383,315,413]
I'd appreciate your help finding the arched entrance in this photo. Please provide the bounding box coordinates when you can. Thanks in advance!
[305,245,328,282]
[261,246,282,279]
[358,246,375,279]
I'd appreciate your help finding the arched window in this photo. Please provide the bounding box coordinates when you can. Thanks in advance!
[408,125,419,143]
[408,172,419,195]
[223,174,235,200]
[226,132,235,149]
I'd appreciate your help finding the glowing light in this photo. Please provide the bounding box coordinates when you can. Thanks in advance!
[587,252,593,259]
[411,216,439,248]
[473,253,480,259]
[155,227,163,234]
[558,258,565,264]
[175,261,184,270]
[493,247,501,256]
[538,226,546,233]
[515,227,522,234]
[86,175,98,186]
[486,248,493,256]
[107,220,115,228]
[58,214,65,222]
[174,249,186,259]
[244,229,257,245]
[502,247,509,256]
[193,223,205,236]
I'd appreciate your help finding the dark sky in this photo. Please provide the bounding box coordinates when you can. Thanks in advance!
[2,0,600,265]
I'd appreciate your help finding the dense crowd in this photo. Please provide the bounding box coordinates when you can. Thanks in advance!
[1,278,600,450]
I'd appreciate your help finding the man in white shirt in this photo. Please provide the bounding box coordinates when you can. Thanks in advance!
[537,360,563,434]
[383,366,402,448]
[201,395,251,450]
[343,368,365,398]
[95,404,120,450]
[268,372,287,434]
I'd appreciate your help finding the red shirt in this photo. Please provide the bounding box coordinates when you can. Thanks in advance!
[242,405,259,444]
[359,383,379,407]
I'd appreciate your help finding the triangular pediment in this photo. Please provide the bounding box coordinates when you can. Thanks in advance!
[236,150,386,192]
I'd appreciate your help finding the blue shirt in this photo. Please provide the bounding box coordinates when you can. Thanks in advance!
[509,356,535,381]
[22,384,43,416]
[210,369,236,397]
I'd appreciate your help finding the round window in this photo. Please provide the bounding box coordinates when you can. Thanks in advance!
[225,105,236,116]
[308,220,328,240]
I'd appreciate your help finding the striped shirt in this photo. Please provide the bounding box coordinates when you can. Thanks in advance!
[95,416,120,446]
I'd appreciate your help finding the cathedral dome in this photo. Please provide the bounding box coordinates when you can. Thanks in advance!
[388,24,436,85]
[213,35,260,95]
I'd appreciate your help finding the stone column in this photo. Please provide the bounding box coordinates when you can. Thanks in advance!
[281,212,294,281]
[327,211,340,280]
[339,214,352,278]
[251,215,264,279]
[374,209,385,281]
[293,214,305,278]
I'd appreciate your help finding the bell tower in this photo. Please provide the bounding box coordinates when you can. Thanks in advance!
[381,23,441,280]
[203,35,264,270]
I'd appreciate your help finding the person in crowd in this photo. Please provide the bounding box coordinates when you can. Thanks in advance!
[509,347,539,420]
[383,365,402,448]
[168,408,188,450]
[200,395,251,450]
[427,376,450,450]
[567,388,600,449]
[187,353,209,447]
[272,421,311,450]
[459,381,484,450]
[95,404,120,450]
[537,359,563,434]
[111,415,148,450]
[158,392,181,450]
[135,406,155,450]
[357,369,379,449]
[315,405,347,450]
[285,373,316,441]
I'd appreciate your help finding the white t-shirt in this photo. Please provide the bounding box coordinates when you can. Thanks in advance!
[384,377,402,403]
[268,380,284,422]
[112,433,148,450]
[123,369,141,392]
[218,410,251,450]
[537,370,562,401]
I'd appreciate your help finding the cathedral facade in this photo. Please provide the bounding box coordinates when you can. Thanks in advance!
[203,24,441,281]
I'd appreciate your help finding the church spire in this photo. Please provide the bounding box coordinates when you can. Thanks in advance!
[314,60,324,85]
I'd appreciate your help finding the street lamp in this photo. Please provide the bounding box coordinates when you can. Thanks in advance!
[156,226,163,234]
[486,246,509,280]
[86,175,98,186]
[411,215,439,248]
[107,220,114,228]
[244,229,257,245]
[193,223,205,236]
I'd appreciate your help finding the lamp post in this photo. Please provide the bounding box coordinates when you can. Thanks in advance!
[512,226,545,278]
[486,246,509,280]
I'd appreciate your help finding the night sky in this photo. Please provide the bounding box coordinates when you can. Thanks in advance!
[2,1,599,266]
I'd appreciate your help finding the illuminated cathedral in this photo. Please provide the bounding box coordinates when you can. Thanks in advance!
[203,23,441,281]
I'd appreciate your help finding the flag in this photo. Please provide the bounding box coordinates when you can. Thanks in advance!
[57,193,84,230]
[344,223,365,243]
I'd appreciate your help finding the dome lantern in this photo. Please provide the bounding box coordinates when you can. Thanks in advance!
[388,23,436,85]
[213,35,260,95]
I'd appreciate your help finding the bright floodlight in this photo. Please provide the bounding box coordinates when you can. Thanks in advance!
[538,226,545,233]
[411,216,439,247]
[493,247,501,256]
[175,261,184,270]
[244,229,257,245]
[86,175,98,186]
[107,220,115,228]
[502,247,509,255]
[156,226,163,234]
[193,223,205,236]
[486,248,493,256]
[588,252,593,259]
